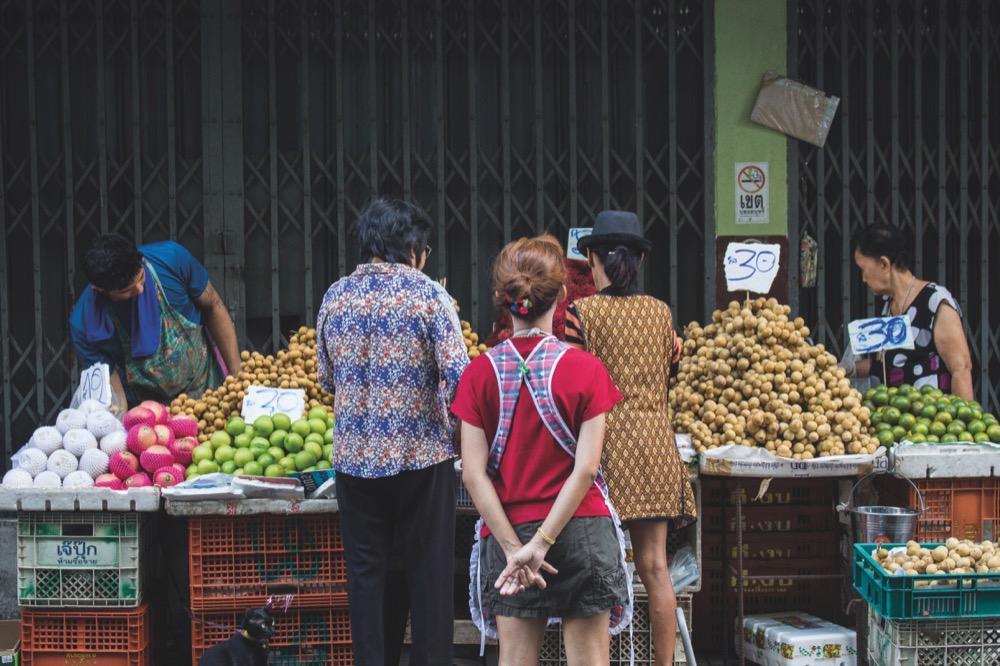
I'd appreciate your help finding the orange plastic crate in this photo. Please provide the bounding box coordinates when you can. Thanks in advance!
[191,606,353,665]
[20,604,150,666]
[908,478,1000,542]
[189,514,348,611]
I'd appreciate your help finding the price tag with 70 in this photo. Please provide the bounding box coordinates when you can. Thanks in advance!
[723,242,781,294]
[847,315,915,355]
[241,386,306,422]
[79,363,112,406]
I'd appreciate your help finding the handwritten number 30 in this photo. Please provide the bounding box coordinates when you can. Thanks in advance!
[856,317,907,353]
[728,249,777,282]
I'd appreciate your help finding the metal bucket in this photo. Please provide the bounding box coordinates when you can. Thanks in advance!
[839,472,925,544]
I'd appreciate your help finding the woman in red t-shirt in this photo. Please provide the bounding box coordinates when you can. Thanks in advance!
[452,235,632,664]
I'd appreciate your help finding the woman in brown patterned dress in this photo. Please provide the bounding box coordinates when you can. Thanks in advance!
[565,211,697,665]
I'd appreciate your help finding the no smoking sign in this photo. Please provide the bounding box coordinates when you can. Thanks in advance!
[735,162,769,225]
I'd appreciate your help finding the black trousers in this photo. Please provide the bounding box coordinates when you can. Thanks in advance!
[336,459,456,666]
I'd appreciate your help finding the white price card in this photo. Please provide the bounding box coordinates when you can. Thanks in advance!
[723,242,781,294]
[848,315,915,355]
[241,386,306,422]
[79,363,112,406]
[566,227,593,261]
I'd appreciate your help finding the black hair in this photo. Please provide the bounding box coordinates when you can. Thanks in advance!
[591,243,643,291]
[853,224,914,272]
[356,197,433,264]
[83,233,143,291]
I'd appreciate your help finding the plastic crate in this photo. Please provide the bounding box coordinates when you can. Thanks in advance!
[538,593,692,665]
[867,606,1000,666]
[191,606,353,665]
[17,512,146,607]
[907,477,1000,542]
[188,514,347,611]
[20,604,151,666]
[853,543,1000,621]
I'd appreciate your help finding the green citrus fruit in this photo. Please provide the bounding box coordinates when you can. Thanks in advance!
[225,417,246,436]
[253,416,275,437]
[271,413,292,432]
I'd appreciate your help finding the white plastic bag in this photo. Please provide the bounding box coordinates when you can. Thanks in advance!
[670,543,701,593]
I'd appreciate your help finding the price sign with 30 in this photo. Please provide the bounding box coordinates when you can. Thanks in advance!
[723,242,781,294]
[847,315,915,355]
[241,386,306,422]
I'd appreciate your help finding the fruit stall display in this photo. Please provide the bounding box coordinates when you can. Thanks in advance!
[169,326,334,441]
[184,407,334,481]
[864,384,1000,446]
[2,399,191,490]
[671,298,881,459]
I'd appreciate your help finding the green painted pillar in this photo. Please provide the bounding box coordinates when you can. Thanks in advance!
[712,0,790,302]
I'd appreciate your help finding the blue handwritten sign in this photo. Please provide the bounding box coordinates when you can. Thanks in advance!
[723,242,781,294]
[242,386,306,422]
[848,315,915,355]
[566,228,593,261]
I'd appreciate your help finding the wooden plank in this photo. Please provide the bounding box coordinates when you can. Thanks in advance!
[166,0,178,240]
[130,0,142,244]
[60,0,77,381]
[96,0,109,233]
[268,0,280,349]
[467,0,480,325]
[300,2,314,324]
[26,0,44,420]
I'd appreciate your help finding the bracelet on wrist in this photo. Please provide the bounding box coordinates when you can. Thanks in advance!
[536,527,556,546]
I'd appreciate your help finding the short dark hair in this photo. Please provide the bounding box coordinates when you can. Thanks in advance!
[356,197,433,264]
[84,233,143,291]
[591,243,643,291]
[853,224,913,272]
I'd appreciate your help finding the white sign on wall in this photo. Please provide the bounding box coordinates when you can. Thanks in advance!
[723,242,781,294]
[567,228,593,261]
[735,162,769,225]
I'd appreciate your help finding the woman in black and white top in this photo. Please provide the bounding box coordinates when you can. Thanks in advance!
[850,225,974,400]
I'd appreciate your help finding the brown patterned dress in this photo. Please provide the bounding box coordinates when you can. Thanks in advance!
[566,291,697,525]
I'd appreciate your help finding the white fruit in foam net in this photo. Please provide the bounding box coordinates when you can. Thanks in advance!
[2,469,33,489]
[46,450,78,479]
[63,429,98,458]
[55,409,87,434]
[32,471,62,488]
[29,426,63,455]
[86,411,122,440]
[17,448,49,477]
[77,399,107,415]
[62,470,94,489]
[100,431,128,456]
[79,449,110,478]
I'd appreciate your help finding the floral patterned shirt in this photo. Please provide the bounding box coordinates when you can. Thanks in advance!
[316,262,469,478]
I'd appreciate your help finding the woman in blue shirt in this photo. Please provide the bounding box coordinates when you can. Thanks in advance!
[69,234,241,407]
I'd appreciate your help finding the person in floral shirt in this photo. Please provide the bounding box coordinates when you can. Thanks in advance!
[316,197,468,665]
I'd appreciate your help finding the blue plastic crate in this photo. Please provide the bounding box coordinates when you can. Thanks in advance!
[853,542,1000,621]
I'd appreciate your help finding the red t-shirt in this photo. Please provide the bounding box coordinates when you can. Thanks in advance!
[451,337,623,536]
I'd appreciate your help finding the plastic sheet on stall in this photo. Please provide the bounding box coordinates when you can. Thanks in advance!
[697,442,888,478]
[161,473,244,501]
[674,433,697,464]
[751,70,840,148]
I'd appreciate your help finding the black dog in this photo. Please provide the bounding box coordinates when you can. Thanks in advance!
[198,607,275,666]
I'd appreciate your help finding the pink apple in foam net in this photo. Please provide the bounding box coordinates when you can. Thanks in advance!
[127,425,158,456]
[123,406,156,430]
[167,463,186,479]
[153,467,181,487]
[140,445,174,474]
[152,424,175,449]
[124,472,152,488]
[169,437,197,466]
[168,415,199,439]
[139,401,170,425]
[94,473,124,490]
[109,451,140,480]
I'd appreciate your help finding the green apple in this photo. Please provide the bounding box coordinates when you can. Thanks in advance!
[221,461,237,474]
[192,445,214,464]
[243,461,263,476]
[209,431,232,450]
[291,419,311,438]
[214,445,236,463]
[197,459,220,474]
[265,464,285,478]
[269,430,287,448]
[304,441,324,461]
[308,418,327,435]
[294,451,318,471]
[234,449,255,467]
[233,468,244,475]
[257,453,276,469]
[234,433,252,448]
[284,433,305,453]
[186,463,199,478]
[271,413,292,432]
[316,460,331,470]
[225,417,246,437]
[253,415,275,437]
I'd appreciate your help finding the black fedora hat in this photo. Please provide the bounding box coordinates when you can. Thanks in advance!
[577,210,652,254]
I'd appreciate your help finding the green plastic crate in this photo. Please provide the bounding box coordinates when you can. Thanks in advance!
[17,511,147,607]
[853,542,1000,621]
